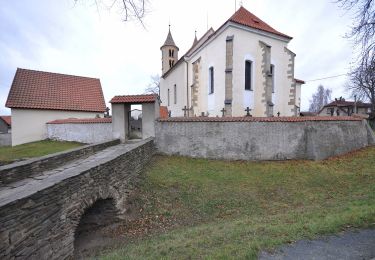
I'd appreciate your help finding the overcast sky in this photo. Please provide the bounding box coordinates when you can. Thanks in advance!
[0,0,358,115]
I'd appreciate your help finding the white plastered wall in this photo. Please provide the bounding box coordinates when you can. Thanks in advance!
[11,109,102,146]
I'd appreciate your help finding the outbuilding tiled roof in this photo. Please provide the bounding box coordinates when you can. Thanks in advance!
[6,68,106,112]
[110,94,158,104]
[160,106,169,119]
[0,116,11,126]
[295,79,305,84]
[159,116,362,123]
[47,118,112,124]
[229,7,292,40]
[324,100,371,108]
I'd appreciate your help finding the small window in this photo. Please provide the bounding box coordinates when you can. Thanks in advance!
[245,60,252,90]
[171,50,174,57]
[174,84,177,104]
[167,89,170,106]
[209,67,214,94]
[270,64,275,93]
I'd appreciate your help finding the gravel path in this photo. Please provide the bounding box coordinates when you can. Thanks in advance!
[259,229,375,260]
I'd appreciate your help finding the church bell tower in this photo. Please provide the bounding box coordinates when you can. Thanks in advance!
[161,26,179,75]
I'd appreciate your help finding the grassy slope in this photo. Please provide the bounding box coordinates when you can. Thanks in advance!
[0,140,83,163]
[101,147,375,259]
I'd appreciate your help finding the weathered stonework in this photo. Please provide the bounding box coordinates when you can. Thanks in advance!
[259,41,273,116]
[224,35,234,117]
[285,47,297,115]
[0,139,155,259]
[191,58,201,116]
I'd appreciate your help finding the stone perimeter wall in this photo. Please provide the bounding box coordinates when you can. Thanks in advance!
[47,122,113,144]
[155,119,375,160]
[0,139,120,186]
[0,138,155,259]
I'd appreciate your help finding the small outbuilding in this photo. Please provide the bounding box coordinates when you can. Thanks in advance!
[6,68,106,146]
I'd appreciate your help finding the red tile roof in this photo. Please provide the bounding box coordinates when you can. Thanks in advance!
[0,116,11,126]
[160,106,169,119]
[47,117,112,124]
[229,7,292,40]
[159,116,362,123]
[324,100,371,108]
[110,94,158,104]
[6,68,106,112]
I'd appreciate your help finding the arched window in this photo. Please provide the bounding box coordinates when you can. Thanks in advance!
[245,60,252,91]
[270,64,275,93]
[209,67,214,94]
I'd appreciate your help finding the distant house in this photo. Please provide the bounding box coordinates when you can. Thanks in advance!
[317,97,371,117]
[6,68,106,146]
[0,116,11,133]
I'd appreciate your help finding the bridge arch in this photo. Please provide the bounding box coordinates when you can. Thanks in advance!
[70,190,123,257]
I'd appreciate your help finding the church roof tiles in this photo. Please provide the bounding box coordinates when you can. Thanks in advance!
[229,7,292,40]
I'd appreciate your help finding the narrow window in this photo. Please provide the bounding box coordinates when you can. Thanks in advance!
[209,67,214,94]
[169,60,172,68]
[174,84,177,104]
[169,49,172,57]
[168,89,170,106]
[245,60,252,90]
[171,50,174,57]
[270,64,275,93]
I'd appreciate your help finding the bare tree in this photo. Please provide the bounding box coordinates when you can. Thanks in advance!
[336,0,374,61]
[347,58,375,114]
[144,74,160,95]
[75,0,147,25]
[309,85,332,112]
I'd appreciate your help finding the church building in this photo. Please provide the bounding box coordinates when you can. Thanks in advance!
[159,6,305,117]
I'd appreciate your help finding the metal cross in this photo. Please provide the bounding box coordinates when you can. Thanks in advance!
[277,111,280,117]
[182,106,189,117]
[245,107,252,117]
[221,107,226,117]
[105,107,110,118]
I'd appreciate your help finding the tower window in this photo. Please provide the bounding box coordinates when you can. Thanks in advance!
[245,60,252,91]
[209,67,214,94]
[169,60,172,68]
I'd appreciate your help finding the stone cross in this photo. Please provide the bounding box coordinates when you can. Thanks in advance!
[182,106,189,117]
[221,107,226,117]
[105,107,110,118]
[245,107,252,117]
[277,111,280,117]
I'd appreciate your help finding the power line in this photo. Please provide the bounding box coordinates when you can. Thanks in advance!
[306,73,348,83]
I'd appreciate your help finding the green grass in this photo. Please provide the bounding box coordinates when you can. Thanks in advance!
[100,147,375,259]
[0,140,83,164]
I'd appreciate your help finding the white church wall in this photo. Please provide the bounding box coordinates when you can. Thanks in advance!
[160,62,187,117]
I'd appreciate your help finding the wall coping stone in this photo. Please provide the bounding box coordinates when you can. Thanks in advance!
[0,139,120,186]
[158,116,363,123]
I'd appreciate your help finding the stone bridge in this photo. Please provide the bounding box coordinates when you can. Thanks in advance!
[0,138,154,259]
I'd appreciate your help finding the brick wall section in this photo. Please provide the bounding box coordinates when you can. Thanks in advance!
[155,118,374,160]
[285,47,297,115]
[0,139,120,186]
[0,138,155,259]
[225,35,234,116]
[259,41,273,116]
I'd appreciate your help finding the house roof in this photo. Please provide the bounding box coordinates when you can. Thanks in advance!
[47,118,112,124]
[323,100,371,108]
[6,68,106,113]
[229,7,292,40]
[160,106,169,119]
[158,116,362,123]
[0,116,11,126]
[110,94,159,104]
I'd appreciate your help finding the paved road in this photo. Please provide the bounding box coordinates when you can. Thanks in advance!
[259,229,375,260]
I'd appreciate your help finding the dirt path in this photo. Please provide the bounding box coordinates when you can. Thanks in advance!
[259,229,375,260]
